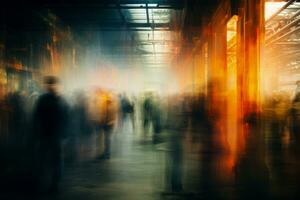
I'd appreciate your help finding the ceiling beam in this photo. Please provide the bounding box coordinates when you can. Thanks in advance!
[1,22,171,31]
[146,2,150,24]
[3,1,184,10]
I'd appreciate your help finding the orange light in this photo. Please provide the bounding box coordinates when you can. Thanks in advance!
[226,15,238,157]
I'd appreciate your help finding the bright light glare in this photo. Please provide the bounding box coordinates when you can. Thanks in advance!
[265,2,286,20]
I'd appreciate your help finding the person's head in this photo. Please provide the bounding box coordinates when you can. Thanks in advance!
[44,76,59,94]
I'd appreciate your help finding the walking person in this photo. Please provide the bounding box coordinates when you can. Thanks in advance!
[32,76,69,193]
[94,89,117,159]
[119,94,135,131]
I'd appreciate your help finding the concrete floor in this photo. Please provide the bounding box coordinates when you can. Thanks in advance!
[2,119,300,200]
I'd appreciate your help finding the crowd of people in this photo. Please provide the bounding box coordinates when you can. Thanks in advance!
[2,75,300,197]
[263,82,300,156]
[0,76,178,194]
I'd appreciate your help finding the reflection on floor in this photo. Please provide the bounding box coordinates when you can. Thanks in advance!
[1,118,300,200]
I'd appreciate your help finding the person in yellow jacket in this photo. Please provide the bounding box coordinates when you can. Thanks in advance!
[92,88,118,159]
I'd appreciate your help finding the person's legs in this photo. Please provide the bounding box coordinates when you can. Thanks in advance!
[95,124,102,157]
[103,125,113,158]
[50,142,62,193]
[143,116,149,133]
[130,112,135,131]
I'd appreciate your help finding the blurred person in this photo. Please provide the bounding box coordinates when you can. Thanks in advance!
[294,80,300,97]
[235,109,270,200]
[119,93,135,131]
[289,92,300,198]
[26,81,40,113]
[129,95,137,131]
[191,93,207,130]
[142,93,154,134]
[70,91,92,161]
[6,90,26,134]
[32,76,69,193]
[288,82,300,153]
[0,83,6,128]
[270,92,290,143]
[290,93,300,154]
[152,96,162,136]
[142,93,162,143]
[165,95,183,130]
[117,94,123,129]
[0,83,8,144]
[5,90,27,158]
[167,130,183,193]
[291,81,300,128]
[94,89,117,159]
[164,95,188,193]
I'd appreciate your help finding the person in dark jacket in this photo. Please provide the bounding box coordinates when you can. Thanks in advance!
[33,76,68,193]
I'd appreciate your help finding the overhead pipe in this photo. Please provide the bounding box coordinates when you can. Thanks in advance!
[266,25,300,46]
[266,17,300,43]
